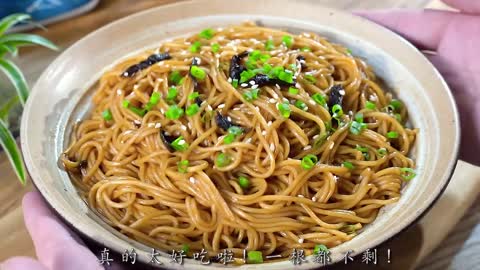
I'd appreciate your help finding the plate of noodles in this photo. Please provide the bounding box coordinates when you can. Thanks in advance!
[20,0,459,268]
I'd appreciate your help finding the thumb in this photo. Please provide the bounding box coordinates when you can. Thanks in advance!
[354,9,455,51]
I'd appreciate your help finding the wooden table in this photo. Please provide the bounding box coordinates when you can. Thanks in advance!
[0,0,445,263]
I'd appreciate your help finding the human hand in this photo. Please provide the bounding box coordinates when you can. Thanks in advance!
[356,0,480,166]
[0,191,113,270]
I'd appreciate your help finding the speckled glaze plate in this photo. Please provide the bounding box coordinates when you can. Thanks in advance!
[20,0,459,269]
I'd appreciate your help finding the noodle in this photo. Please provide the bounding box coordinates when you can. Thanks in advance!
[62,22,417,262]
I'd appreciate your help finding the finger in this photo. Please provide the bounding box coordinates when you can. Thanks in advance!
[1,257,49,270]
[354,9,455,51]
[442,0,480,14]
[22,191,104,270]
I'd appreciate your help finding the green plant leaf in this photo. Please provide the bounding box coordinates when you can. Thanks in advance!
[0,43,18,58]
[0,95,19,124]
[0,59,29,105]
[0,13,31,36]
[0,119,26,185]
[0,33,58,51]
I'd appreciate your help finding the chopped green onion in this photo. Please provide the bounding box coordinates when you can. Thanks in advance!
[190,66,206,80]
[267,66,284,79]
[311,93,327,106]
[288,87,299,95]
[277,102,291,118]
[265,39,275,51]
[189,41,201,53]
[401,167,416,181]
[332,104,343,118]
[294,100,308,111]
[346,48,352,55]
[313,244,329,255]
[188,92,200,100]
[247,250,263,264]
[300,47,311,52]
[390,99,403,111]
[356,145,370,159]
[169,71,183,85]
[304,74,317,84]
[342,161,354,169]
[181,244,190,253]
[215,153,232,167]
[245,59,257,70]
[282,35,293,48]
[377,148,387,157]
[228,126,243,135]
[171,136,189,151]
[249,50,262,61]
[262,63,273,74]
[355,113,364,123]
[199,28,215,39]
[238,175,250,189]
[231,78,239,88]
[387,131,399,139]
[394,113,402,123]
[102,109,113,121]
[149,92,161,105]
[223,134,236,144]
[243,88,260,102]
[122,100,146,116]
[365,101,376,110]
[301,154,318,170]
[278,69,294,84]
[165,105,184,120]
[350,121,367,135]
[289,63,298,71]
[166,86,178,101]
[178,160,189,173]
[186,104,200,116]
[211,43,220,53]
[240,70,256,83]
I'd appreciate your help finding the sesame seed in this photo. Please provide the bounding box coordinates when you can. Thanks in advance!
[270,143,275,151]
[272,93,279,99]
[251,85,259,89]
[233,107,240,111]
[295,83,301,88]
[309,100,316,105]
[227,116,232,121]
[207,105,213,111]
[164,131,170,136]
[304,145,312,150]
[269,98,276,104]
[241,83,248,87]
[313,135,320,140]
[180,51,188,55]
[155,123,162,128]
[333,175,339,182]
[148,123,155,127]
[187,122,192,129]
[133,84,139,90]
[339,89,346,96]
[194,57,201,64]
[297,194,305,198]
[178,140,186,145]
[369,95,378,101]
[160,108,165,114]
[267,121,272,126]
[218,104,225,109]
[189,177,196,184]
[261,130,267,136]
[116,89,123,95]
[133,120,141,125]
[283,98,289,103]
[298,238,304,244]
[255,107,260,112]
[181,125,187,131]
[228,78,232,83]
[215,54,220,58]
[245,138,252,143]
[312,197,317,202]
[275,84,281,89]
[329,143,334,150]
[249,80,255,86]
